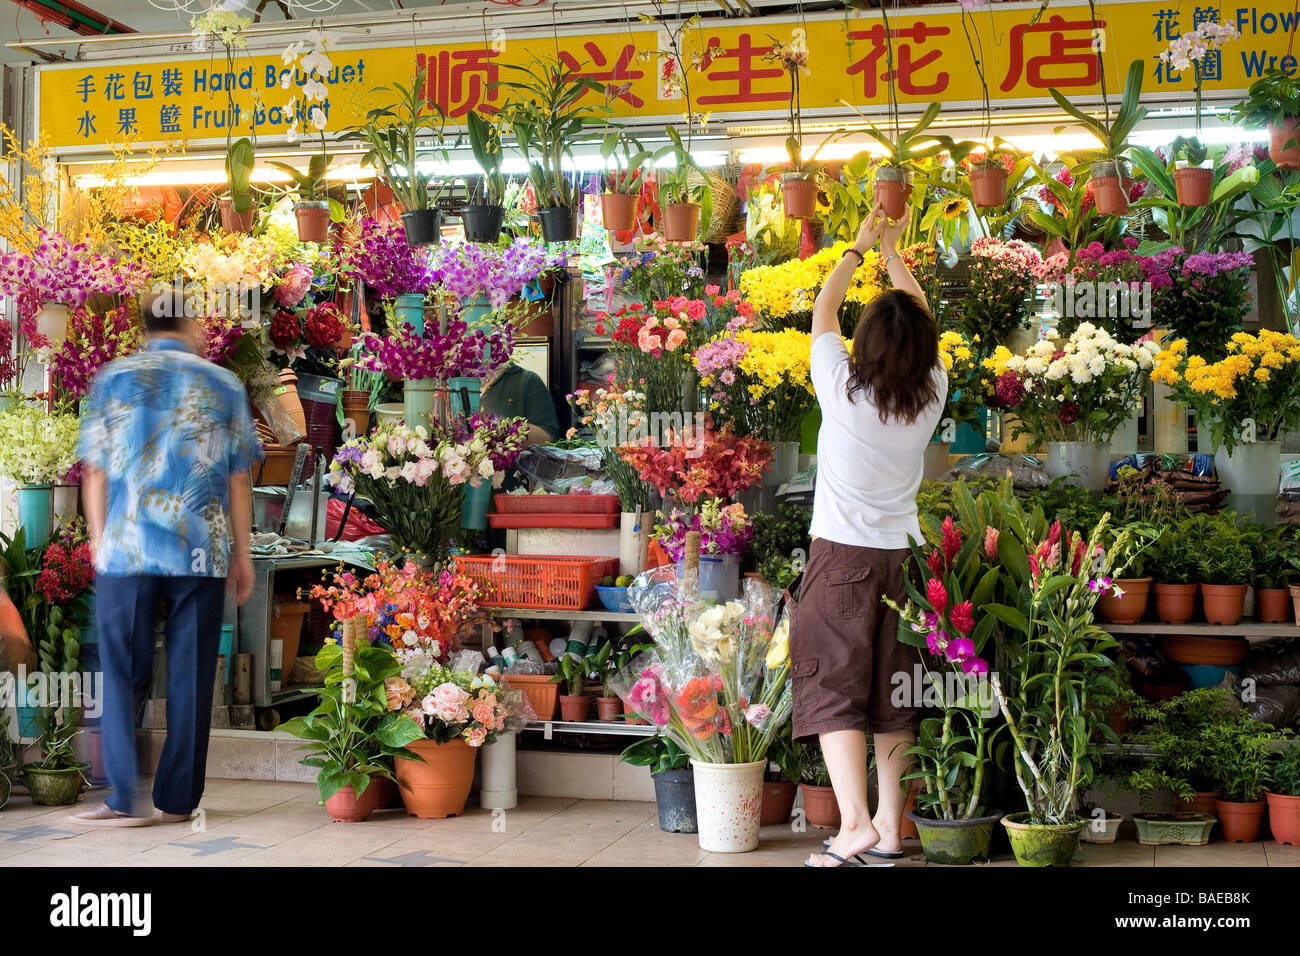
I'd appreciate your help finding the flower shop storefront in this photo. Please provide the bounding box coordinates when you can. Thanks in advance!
[1,0,1300,874]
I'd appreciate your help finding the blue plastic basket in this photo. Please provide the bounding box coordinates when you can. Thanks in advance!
[595,585,633,614]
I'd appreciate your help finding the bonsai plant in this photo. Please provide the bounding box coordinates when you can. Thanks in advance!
[344,66,452,245]
[464,110,508,243]
[1230,67,1300,169]
[1266,745,1300,845]
[620,734,695,833]
[598,129,652,233]
[1050,58,1149,216]
[1194,512,1255,625]
[1149,515,1202,623]
[280,616,424,822]
[499,52,610,242]
[1204,709,1286,842]
[23,603,87,806]
[1250,525,1299,624]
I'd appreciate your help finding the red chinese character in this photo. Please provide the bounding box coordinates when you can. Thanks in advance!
[1000,15,1103,92]
[417,49,501,117]
[697,33,788,106]
[558,42,645,108]
[847,22,951,98]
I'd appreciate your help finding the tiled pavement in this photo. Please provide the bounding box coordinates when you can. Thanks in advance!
[2,778,1299,866]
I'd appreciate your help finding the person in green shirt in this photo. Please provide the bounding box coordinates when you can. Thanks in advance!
[480,362,558,446]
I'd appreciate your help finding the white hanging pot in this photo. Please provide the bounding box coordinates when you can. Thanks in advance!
[36,302,69,345]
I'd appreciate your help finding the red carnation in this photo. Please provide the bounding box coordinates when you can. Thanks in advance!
[1058,400,1080,426]
[950,600,975,635]
[304,303,346,350]
[992,371,1025,409]
[926,578,948,614]
[269,310,302,349]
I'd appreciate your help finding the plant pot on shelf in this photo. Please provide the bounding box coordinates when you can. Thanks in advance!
[800,782,841,829]
[22,765,84,806]
[270,601,310,690]
[1137,664,1189,702]
[1173,165,1213,207]
[652,766,697,833]
[594,696,623,722]
[256,444,301,486]
[692,759,765,853]
[395,737,477,818]
[1268,116,1300,169]
[1200,584,1248,626]
[873,167,912,219]
[1045,441,1111,491]
[1292,584,1300,625]
[1090,161,1131,216]
[501,673,558,721]
[1001,812,1085,867]
[1080,812,1124,844]
[1154,582,1198,624]
[1162,633,1248,666]
[1097,577,1152,624]
[1133,812,1216,845]
[218,196,255,233]
[761,780,797,826]
[1215,798,1265,842]
[600,192,638,232]
[908,811,1001,864]
[341,390,371,441]
[537,205,576,242]
[969,164,1010,208]
[461,204,505,243]
[294,201,331,243]
[780,173,818,219]
[272,369,308,444]
[324,777,386,822]
[1265,791,1300,845]
[662,202,700,242]
[1176,790,1221,817]
[401,208,442,246]
[1256,587,1293,624]
[558,694,592,722]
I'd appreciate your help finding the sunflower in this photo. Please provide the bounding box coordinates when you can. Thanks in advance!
[937,196,969,221]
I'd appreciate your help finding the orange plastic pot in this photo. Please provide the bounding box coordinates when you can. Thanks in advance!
[969,164,1009,208]
[559,694,592,722]
[294,202,332,243]
[873,179,912,219]
[270,601,310,685]
[502,673,558,721]
[1201,583,1247,626]
[761,780,797,826]
[1162,634,1247,667]
[396,737,477,818]
[1266,792,1300,845]
[1173,167,1213,207]
[1214,798,1265,843]
[1154,582,1198,624]
[219,196,255,234]
[1269,117,1300,169]
[600,192,638,232]
[781,174,818,219]
[274,369,308,443]
[324,778,385,822]
[800,783,841,829]
[1097,577,1152,624]
[662,202,700,242]
[1255,587,1293,624]
[342,389,371,441]
[595,696,624,722]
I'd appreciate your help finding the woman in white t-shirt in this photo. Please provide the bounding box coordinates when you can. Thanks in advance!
[798,206,947,867]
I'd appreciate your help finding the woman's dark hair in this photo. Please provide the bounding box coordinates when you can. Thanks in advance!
[846,288,940,425]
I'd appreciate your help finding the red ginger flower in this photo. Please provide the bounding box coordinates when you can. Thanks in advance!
[984,526,1000,561]
[950,600,975,635]
[926,548,945,579]
[926,578,948,614]
[940,515,963,568]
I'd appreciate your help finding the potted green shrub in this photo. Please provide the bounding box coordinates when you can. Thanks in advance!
[1251,526,1299,623]
[280,619,424,822]
[22,604,87,806]
[1150,516,1201,623]
[1095,521,1158,625]
[552,644,601,722]
[1050,58,1148,216]
[1266,745,1300,845]
[1230,68,1300,169]
[1195,512,1254,625]
[500,52,610,243]
[344,66,451,245]
[620,734,695,833]
[596,639,648,723]
[1206,709,1285,842]
[464,110,508,243]
[762,725,799,826]
[598,129,651,233]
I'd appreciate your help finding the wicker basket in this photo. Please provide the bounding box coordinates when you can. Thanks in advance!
[690,168,739,243]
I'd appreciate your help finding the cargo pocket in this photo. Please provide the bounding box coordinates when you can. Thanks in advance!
[827,565,873,620]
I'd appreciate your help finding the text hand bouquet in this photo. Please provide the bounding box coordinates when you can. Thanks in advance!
[1151,330,1300,455]
[392,654,509,748]
[0,401,79,486]
[984,323,1160,445]
[959,237,1043,348]
[358,315,514,383]
[696,328,814,442]
[654,498,754,562]
[617,424,773,505]
[429,238,565,310]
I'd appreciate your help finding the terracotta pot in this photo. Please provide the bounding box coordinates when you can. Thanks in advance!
[1265,791,1300,845]
[341,389,371,441]
[396,737,477,818]
[219,196,255,234]
[1091,162,1131,216]
[662,202,700,242]
[1097,577,1152,624]
[1200,583,1248,626]
[873,178,912,219]
[513,295,553,337]
[559,694,592,722]
[1268,117,1300,169]
[595,696,623,722]
[1161,633,1248,667]
[969,164,1009,208]
[623,709,648,726]
[294,201,332,243]
[781,173,818,219]
[274,368,308,442]
[271,601,310,686]
[1176,790,1221,817]
[600,192,638,232]
[256,444,301,486]
[324,778,385,822]
[1154,582,1198,624]
[800,783,841,829]
[502,673,558,721]
[1214,798,1265,843]
[1255,587,1293,624]
[1292,584,1300,625]
[761,780,797,825]
[1173,166,1213,207]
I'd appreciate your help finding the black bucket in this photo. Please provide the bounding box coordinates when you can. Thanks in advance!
[401,208,442,246]
[652,766,697,834]
[461,204,505,243]
[537,205,576,243]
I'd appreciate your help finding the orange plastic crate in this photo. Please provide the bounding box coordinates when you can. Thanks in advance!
[453,553,620,610]
[493,494,621,515]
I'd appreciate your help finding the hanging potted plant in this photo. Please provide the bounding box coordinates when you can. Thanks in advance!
[344,65,451,245]
[192,8,259,233]
[1206,709,1286,842]
[654,128,714,243]
[1050,59,1148,216]
[598,129,651,233]
[279,615,424,822]
[269,153,340,245]
[1267,746,1300,845]
[955,0,1010,208]
[764,33,841,220]
[1231,67,1300,170]
[500,52,610,243]
[1159,21,1240,206]
[270,32,343,242]
[464,110,508,243]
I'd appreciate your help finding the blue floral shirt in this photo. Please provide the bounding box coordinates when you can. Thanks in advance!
[78,338,263,578]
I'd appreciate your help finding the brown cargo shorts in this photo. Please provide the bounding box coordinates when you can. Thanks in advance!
[789,537,919,742]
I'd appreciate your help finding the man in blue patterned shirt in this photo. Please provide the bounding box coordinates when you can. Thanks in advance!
[72,290,262,827]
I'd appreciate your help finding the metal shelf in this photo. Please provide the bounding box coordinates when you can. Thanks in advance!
[522,719,656,738]
[1104,620,1299,643]
[484,606,639,623]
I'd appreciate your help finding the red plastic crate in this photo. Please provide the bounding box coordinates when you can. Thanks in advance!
[493,494,621,515]
[487,512,620,530]
[452,553,620,609]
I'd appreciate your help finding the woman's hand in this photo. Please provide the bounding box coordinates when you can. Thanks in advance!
[881,204,911,251]
[854,207,887,254]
